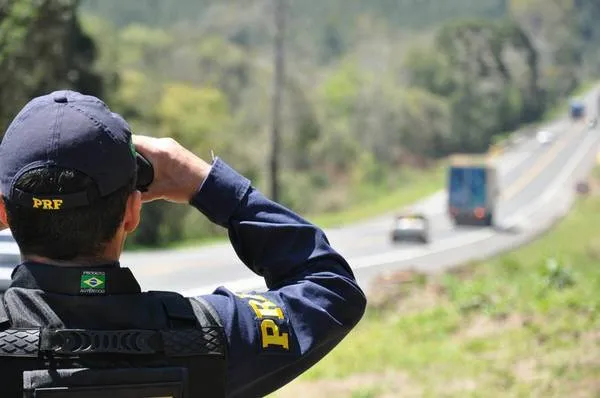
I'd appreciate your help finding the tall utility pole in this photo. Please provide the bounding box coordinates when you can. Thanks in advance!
[270,0,285,202]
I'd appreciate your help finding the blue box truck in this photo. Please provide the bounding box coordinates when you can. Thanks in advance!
[447,157,499,227]
[570,100,585,120]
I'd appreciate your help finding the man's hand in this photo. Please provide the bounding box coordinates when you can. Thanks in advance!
[132,135,212,203]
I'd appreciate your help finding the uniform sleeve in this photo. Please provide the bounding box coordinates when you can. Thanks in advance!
[189,158,367,398]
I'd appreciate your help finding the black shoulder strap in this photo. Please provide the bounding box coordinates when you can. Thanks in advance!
[189,296,223,328]
[149,290,197,329]
[0,293,10,330]
[148,291,226,357]
[147,290,226,358]
[0,329,40,357]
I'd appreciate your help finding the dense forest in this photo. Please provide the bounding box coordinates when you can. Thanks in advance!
[1,0,599,247]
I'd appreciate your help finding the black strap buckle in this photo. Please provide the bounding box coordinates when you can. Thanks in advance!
[41,329,159,355]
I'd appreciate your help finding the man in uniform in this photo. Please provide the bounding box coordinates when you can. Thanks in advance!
[0,90,366,397]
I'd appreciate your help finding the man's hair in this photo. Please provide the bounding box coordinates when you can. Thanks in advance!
[4,167,134,261]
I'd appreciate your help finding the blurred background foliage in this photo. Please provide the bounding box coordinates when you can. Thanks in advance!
[1,0,598,247]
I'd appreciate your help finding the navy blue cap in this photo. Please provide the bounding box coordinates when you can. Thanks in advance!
[0,90,136,210]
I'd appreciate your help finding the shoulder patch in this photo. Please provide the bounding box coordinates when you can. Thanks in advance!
[236,293,292,354]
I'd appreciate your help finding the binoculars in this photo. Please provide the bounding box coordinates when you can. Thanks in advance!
[135,152,154,192]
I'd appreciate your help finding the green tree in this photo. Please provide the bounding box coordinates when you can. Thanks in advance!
[156,83,231,154]
[127,83,234,247]
[397,88,452,158]
[402,18,543,155]
[118,24,173,70]
[0,0,103,131]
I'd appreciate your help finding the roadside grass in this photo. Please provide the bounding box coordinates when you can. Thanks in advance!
[271,171,600,397]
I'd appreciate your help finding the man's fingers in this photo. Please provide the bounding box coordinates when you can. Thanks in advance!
[132,134,152,143]
[132,135,155,156]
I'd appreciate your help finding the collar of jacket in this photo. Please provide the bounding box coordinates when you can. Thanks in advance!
[9,261,141,295]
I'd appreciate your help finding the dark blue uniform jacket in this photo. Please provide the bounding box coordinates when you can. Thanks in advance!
[190,158,367,397]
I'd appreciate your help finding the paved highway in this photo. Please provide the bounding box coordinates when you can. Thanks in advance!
[122,87,600,296]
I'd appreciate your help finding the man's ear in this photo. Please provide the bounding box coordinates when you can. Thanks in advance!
[123,190,142,233]
[0,197,9,230]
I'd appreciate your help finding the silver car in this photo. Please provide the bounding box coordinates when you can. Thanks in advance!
[0,229,21,291]
[391,214,430,244]
[536,130,554,145]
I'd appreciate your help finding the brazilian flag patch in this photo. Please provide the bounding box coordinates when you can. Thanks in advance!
[80,271,106,295]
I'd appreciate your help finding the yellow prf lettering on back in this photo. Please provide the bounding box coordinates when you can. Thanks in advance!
[248,299,284,320]
[260,319,289,350]
[236,292,290,351]
[236,294,283,319]
[32,197,63,210]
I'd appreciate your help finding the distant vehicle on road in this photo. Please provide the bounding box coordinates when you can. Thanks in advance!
[536,130,554,145]
[0,228,20,292]
[391,213,429,244]
[570,100,585,120]
[447,156,499,227]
